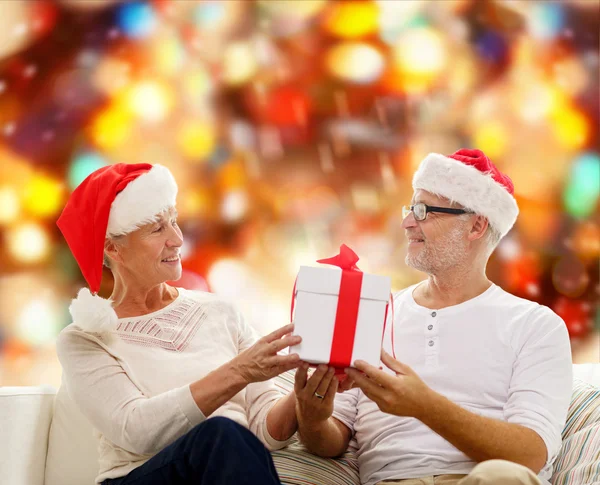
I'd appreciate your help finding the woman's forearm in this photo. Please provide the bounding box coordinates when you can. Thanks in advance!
[266,392,298,441]
[189,362,247,417]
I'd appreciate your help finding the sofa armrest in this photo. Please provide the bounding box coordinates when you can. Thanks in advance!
[0,386,57,485]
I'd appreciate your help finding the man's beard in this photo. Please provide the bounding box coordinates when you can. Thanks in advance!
[405,224,469,275]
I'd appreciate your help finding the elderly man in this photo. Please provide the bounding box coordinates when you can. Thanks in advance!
[294,149,573,485]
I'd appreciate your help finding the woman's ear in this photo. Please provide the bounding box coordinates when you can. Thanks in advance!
[104,238,123,265]
[468,215,489,242]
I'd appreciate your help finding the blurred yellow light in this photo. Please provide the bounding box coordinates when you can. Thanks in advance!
[207,258,248,295]
[0,1,37,60]
[551,105,589,150]
[516,203,559,246]
[472,121,508,160]
[0,148,33,187]
[177,120,215,160]
[324,1,379,39]
[223,42,257,86]
[514,82,567,123]
[17,297,61,345]
[289,249,320,275]
[7,223,50,263]
[259,0,327,19]
[394,28,446,75]
[183,68,213,101]
[153,34,184,76]
[218,160,246,189]
[553,57,589,97]
[221,190,249,222]
[326,42,385,84]
[446,57,477,97]
[573,222,600,259]
[0,186,20,225]
[90,103,133,150]
[180,189,213,217]
[127,81,174,123]
[386,28,447,94]
[22,174,64,218]
[92,57,131,96]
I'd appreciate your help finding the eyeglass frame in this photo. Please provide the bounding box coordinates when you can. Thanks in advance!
[402,203,474,221]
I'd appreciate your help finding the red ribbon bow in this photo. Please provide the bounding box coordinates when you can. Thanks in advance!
[316,244,361,272]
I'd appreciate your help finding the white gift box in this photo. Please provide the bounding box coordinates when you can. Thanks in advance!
[290,265,391,369]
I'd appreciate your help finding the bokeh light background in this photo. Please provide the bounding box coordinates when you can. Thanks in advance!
[0,0,598,387]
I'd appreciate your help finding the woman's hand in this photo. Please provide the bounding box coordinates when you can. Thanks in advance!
[294,363,338,426]
[231,323,302,384]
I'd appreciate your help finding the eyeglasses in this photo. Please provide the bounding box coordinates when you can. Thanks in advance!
[402,203,473,222]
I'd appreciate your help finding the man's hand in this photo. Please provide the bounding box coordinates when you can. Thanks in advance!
[344,349,435,419]
[295,363,338,425]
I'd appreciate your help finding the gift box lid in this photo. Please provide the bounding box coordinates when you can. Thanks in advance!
[296,266,390,301]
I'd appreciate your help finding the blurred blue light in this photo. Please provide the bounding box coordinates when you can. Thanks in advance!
[529,3,565,40]
[194,2,226,29]
[117,1,157,39]
[69,152,107,190]
[380,15,429,45]
[563,152,600,219]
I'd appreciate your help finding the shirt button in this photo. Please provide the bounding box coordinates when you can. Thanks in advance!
[428,325,433,330]
[428,340,434,347]
[431,311,437,317]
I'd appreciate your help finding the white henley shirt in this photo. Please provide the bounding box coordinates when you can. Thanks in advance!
[332,283,573,485]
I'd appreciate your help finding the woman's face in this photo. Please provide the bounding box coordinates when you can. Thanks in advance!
[112,207,183,286]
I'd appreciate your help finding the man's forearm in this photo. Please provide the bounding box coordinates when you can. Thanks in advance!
[266,392,298,441]
[297,417,350,458]
[420,391,547,473]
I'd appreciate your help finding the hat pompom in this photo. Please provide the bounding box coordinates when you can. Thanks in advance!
[69,288,118,334]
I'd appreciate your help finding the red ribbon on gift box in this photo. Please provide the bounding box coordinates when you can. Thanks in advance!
[316,244,364,368]
[291,244,396,372]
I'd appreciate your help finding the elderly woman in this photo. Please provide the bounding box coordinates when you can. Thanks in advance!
[56,163,301,485]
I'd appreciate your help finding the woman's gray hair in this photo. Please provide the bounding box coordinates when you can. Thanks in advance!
[103,234,126,269]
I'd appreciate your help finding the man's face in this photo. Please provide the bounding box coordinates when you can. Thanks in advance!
[116,207,183,285]
[401,190,471,274]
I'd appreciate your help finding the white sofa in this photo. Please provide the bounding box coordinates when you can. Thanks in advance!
[2,364,599,485]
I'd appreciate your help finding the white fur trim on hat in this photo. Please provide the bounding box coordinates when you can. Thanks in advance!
[412,153,519,238]
[107,164,178,236]
[69,288,118,333]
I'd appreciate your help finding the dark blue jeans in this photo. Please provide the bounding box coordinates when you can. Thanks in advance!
[103,417,281,485]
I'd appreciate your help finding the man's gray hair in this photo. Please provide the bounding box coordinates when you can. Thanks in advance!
[457,212,502,251]
[485,224,503,250]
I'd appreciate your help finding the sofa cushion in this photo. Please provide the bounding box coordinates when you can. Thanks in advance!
[551,378,600,485]
[562,378,600,438]
[273,439,359,485]
[271,370,360,485]
[44,381,99,485]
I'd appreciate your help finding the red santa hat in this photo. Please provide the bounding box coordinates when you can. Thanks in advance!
[57,163,177,333]
[412,148,518,238]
